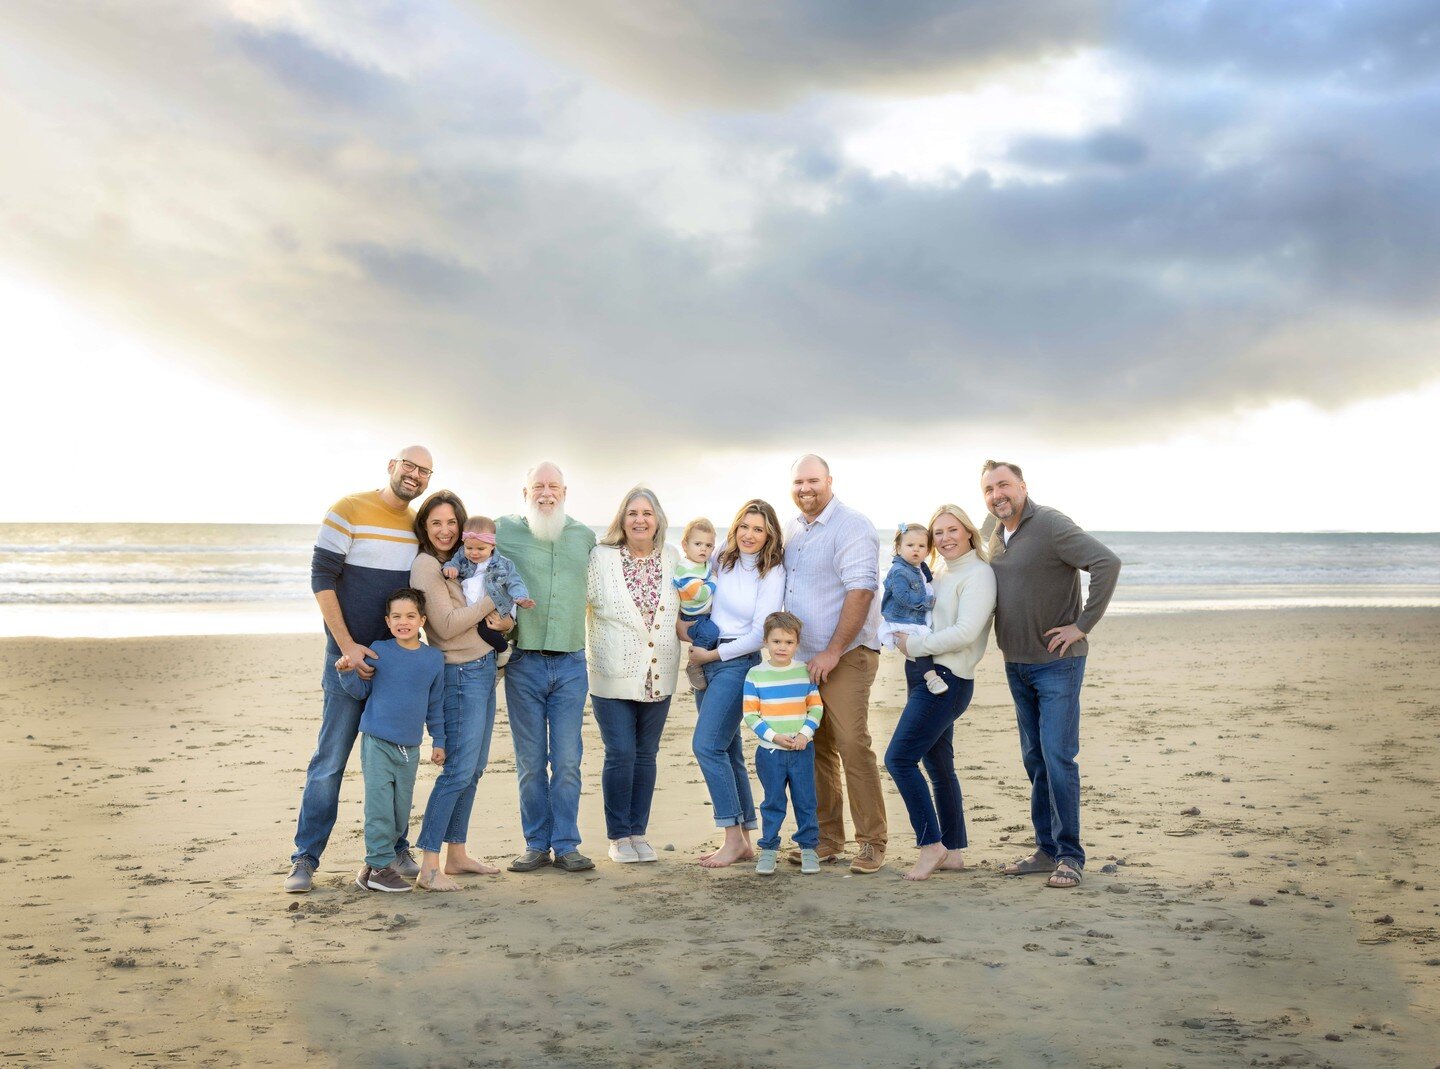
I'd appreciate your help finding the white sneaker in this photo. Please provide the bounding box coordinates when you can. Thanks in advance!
[925,673,949,695]
[607,838,640,863]
[630,838,659,863]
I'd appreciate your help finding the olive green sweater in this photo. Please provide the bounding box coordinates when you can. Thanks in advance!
[987,499,1120,664]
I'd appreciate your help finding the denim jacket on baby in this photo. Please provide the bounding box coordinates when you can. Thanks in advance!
[881,556,934,625]
[450,551,531,617]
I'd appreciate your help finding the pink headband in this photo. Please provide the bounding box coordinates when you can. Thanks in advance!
[462,531,496,545]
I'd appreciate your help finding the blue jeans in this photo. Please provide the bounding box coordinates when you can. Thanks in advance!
[1005,657,1086,868]
[884,662,973,849]
[691,651,760,829]
[755,745,819,850]
[591,695,672,840]
[292,657,409,868]
[416,654,498,853]
[683,613,720,651]
[504,649,588,854]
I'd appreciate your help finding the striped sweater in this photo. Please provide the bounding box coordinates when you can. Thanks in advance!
[310,490,419,656]
[742,661,823,750]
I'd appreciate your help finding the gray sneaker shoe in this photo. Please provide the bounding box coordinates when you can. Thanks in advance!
[509,849,552,873]
[392,847,420,879]
[354,864,372,891]
[284,858,315,893]
[365,865,413,893]
[800,848,820,874]
[755,849,778,875]
[554,850,596,872]
[686,663,708,691]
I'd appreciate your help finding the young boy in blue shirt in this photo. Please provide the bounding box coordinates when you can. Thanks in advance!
[336,588,446,892]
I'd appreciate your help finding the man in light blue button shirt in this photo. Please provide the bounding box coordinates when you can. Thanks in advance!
[782,455,887,874]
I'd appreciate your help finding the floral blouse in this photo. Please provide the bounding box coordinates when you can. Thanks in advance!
[620,544,663,699]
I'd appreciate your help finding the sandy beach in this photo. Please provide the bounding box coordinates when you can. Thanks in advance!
[2,608,1438,1068]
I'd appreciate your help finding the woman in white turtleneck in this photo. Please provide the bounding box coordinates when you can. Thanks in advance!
[683,499,786,868]
[888,503,997,881]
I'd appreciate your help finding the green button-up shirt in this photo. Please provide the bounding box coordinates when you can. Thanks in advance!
[496,514,595,652]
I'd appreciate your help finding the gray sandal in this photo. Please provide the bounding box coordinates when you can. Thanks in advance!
[1000,851,1055,876]
[1045,861,1083,889]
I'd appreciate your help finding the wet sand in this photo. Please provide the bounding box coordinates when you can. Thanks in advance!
[2,608,1438,1067]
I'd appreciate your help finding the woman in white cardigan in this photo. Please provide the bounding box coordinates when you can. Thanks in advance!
[886,503,997,881]
[586,485,682,864]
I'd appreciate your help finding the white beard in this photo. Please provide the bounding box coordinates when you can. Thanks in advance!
[526,501,567,543]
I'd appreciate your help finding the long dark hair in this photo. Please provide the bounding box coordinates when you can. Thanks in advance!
[414,490,469,560]
[717,499,784,577]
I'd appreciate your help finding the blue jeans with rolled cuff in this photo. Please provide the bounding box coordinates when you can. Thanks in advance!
[417,653,498,853]
[690,647,760,829]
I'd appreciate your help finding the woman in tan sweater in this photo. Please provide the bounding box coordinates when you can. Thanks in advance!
[409,490,511,891]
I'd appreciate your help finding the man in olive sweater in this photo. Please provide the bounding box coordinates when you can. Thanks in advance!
[982,460,1120,890]
[497,461,597,873]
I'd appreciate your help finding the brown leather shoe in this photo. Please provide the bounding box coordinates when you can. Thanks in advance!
[787,847,846,866]
[849,843,885,874]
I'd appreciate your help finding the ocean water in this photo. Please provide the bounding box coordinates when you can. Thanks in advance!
[1,524,1437,638]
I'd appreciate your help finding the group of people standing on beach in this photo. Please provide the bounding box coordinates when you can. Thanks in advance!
[282,449,1120,894]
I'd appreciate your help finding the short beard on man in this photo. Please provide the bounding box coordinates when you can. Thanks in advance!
[526,499,567,542]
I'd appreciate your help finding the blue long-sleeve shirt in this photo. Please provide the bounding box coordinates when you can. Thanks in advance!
[337,639,447,748]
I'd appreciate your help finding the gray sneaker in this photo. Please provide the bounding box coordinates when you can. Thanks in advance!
[354,864,372,891]
[755,849,778,876]
[509,849,552,873]
[554,850,596,872]
[365,865,413,893]
[392,847,420,879]
[686,663,708,691]
[284,858,315,893]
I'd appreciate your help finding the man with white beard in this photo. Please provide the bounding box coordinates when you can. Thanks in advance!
[496,462,598,872]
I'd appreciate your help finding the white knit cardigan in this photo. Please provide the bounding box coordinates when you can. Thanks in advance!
[585,543,682,701]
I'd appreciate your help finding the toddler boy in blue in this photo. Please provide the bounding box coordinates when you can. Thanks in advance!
[336,588,446,892]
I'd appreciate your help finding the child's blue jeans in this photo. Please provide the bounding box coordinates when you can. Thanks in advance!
[683,612,720,651]
[754,745,819,850]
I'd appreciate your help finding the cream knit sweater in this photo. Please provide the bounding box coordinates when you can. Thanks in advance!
[906,549,996,680]
[586,543,682,701]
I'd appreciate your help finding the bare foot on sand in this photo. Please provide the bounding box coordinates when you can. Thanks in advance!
[699,843,756,868]
[935,851,966,872]
[903,844,951,881]
[445,851,501,876]
[416,866,461,892]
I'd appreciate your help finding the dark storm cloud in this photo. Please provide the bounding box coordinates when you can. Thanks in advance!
[3,0,1438,465]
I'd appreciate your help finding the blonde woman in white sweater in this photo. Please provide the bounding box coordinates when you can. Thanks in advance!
[887,504,997,881]
[586,486,682,864]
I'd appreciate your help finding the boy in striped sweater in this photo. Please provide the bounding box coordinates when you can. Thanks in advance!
[742,612,824,875]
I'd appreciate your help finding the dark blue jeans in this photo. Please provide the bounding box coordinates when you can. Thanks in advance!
[755,745,819,850]
[292,657,408,868]
[691,651,760,828]
[884,663,973,849]
[1005,656,1086,868]
[417,654,498,853]
[591,695,672,840]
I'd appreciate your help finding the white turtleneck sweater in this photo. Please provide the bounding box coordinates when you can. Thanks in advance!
[708,550,786,661]
[906,549,996,679]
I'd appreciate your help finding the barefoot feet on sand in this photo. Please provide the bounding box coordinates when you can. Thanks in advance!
[416,866,462,891]
[903,844,953,881]
[445,855,501,876]
[698,844,756,868]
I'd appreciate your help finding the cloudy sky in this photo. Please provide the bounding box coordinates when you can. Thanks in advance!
[3,1,1438,530]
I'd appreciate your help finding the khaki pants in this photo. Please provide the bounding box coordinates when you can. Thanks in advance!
[812,645,886,852]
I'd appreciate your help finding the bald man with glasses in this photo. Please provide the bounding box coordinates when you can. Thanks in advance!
[284,446,434,892]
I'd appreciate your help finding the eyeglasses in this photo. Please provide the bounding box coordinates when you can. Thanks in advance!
[395,458,433,478]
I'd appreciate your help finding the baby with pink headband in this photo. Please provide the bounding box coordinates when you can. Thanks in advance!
[441,516,535,622]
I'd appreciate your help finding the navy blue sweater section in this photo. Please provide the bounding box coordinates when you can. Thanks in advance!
[311,546,415,656]
[338,640,447,748]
